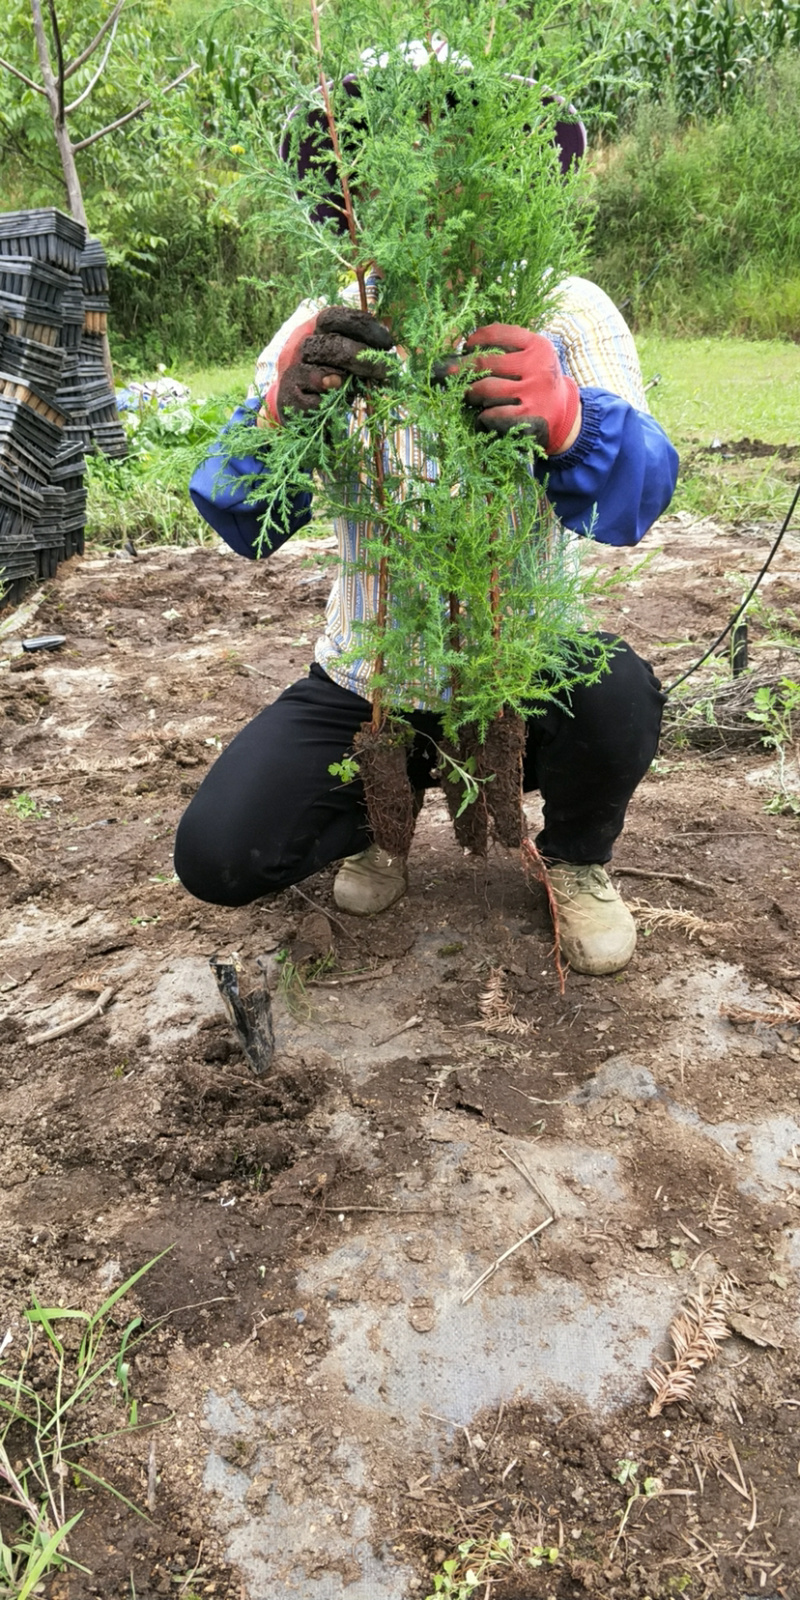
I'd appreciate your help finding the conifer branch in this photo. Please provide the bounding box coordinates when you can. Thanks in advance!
[646,1276,738,1417]
[476,967,529,1035]
[225,0,608,878]
[307,0,390,731]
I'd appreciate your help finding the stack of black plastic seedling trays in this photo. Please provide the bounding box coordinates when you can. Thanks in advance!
[56,275,91,451]
[0,213,84,602]
[78,238,126,458]
[51,440,87,560]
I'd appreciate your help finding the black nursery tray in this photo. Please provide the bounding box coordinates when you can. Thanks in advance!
[0,294,62,343]
[0,259,71,310]
[0,503,33,543]
[86,393,120,427]
[78,239,109,295]
[0,404,62,474]
[91,421,127,458]
[0,332,65,398]
[0,209,86,272]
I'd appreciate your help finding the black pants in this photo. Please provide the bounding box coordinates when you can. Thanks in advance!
[174,644,664,907]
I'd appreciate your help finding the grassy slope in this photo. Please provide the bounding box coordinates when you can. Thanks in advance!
[631,335,800,524]
[638,335,799,444]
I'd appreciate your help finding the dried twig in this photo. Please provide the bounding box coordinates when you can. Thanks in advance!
[499,1144,557,1218]
[27,985,115,1045]
[0,849,28,873]
[724,997,800,1027]
[374,1014,422,1046]
[705,1184,734,1237]
[288,880,357,940]
[309,963,395,987]
[461,1216,553,1304]
[507,1084,566,1107]
[178,1540,204,1596]
[147,1438,157,1514]
[646,1276,739,1417]
[615,865,714,893]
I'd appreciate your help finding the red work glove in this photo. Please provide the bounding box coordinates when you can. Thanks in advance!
[459,323,580,453]
[263,307,394,425]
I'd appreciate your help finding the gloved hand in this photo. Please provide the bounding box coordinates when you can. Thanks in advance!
[441,323,580,453]
[266,306,394,424]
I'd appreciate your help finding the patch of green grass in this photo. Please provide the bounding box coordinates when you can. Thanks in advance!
[637,334,800,523]
[0,1255,168,1599]
[180,358,260,403]
[5,792,49,821]
[426,1532,559,1598]
[639,335,800,445]
[86,389,240,550]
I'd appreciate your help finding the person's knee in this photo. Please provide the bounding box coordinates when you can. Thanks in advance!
[586,637,663,717]
[174,803,263,907]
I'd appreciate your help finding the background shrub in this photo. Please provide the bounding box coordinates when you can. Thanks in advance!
[586,53,800,336]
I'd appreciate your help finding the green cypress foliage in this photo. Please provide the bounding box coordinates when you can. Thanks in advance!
[221,0,615,747]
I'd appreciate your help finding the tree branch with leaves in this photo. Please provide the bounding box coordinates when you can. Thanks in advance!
[0,0,198,381]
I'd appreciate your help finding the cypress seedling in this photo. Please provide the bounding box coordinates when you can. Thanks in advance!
[220,0,617,931]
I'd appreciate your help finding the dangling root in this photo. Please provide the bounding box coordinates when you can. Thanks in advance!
[483,711,526,848]
[439,724,489,855]
[353,718,416,858]
[521,837,566,995]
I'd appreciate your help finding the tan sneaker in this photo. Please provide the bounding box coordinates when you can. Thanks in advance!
[547,862,636,976]
[333,843,408,915]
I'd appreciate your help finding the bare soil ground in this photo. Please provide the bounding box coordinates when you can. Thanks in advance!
[2,513,800,1600]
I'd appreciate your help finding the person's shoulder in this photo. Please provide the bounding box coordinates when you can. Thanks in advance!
[544,275,620,327]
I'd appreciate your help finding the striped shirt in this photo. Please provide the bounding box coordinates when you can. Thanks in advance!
[254,276,650,704]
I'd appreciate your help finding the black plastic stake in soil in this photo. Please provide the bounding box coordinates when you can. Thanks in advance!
[210,955,275,1075]
[731,617,748,677]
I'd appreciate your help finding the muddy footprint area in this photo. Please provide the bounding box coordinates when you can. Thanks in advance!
[1,516,800,1600]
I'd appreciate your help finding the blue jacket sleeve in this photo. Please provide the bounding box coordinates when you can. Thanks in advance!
[188,398,313,559]
[535,387,679,547]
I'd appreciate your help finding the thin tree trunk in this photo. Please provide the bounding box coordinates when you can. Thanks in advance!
[53,120,87,227]
[29,0,116,390]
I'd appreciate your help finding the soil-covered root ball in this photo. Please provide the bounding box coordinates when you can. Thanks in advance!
[439,724,489,855]
[353,717,417,858]
[483,710,527,848]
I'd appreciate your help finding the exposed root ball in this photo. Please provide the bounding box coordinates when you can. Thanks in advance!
[483,711,526,848]
[440,724,489,856]
[353,718,416,858]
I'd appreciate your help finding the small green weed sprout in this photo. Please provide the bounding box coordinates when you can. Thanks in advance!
[0,1254,169,1598]
[426,1531,558,1598]
[328,755,361,785]
[435,746,494,819]
[6,792,49,821]
[275,947,336,1019]
[610,1459,663,1555]
[746,677,800,813]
